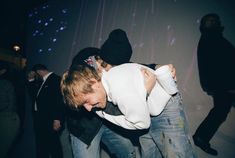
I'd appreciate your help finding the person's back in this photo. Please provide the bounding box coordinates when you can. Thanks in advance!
[102,63,171,115]
[100,63,151,129]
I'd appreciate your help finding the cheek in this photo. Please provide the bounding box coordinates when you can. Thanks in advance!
[87,94,99,105]
[90,98,99,105]
[99,89,106,104]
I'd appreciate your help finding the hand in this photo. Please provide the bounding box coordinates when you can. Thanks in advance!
[141,67,157,94]
[53,120,61,131]
[155,64,177,81]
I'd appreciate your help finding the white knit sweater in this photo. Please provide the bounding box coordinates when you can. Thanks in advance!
[96,63,171,130]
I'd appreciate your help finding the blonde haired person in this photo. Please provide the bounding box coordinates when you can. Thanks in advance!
[62,29,196,158]
[61,63,171,129]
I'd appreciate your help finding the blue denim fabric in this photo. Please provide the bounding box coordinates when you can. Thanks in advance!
[102,125,136,158]
[70,126,103,158]
[70,125,136,158]
[139,132,162,158]
[140,93,197,158]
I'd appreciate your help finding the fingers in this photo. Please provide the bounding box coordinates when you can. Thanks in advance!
[53,120,61,131]
[141,67,149,77]
[167,64,177,81]
[141,67,156,78]
[141,67,157,94]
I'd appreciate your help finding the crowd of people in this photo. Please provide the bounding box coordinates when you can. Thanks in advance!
[1,13,234,158]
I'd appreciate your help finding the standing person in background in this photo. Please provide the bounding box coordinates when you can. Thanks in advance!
[0,61,20,158]
[193,13,235,156]
[27,70,43,101]
[32,64,65,158]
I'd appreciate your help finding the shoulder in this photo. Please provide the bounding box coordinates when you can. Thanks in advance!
[108,63,141,75]
[47,73,61,80]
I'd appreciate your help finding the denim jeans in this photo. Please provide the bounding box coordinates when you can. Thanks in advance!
[70,124,135,158]
[140,93,197,158]
[70,126,102,158]
[102,124,136,158]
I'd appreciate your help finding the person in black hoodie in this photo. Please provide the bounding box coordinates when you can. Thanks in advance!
[193,13,235,156]
[66,29,178,158]
[66,47,137,158]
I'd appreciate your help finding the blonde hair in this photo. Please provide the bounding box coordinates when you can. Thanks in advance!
[60,65,101,109]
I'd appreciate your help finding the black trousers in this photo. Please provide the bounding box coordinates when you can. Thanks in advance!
[33,113,63,158]
[194,91,235,143]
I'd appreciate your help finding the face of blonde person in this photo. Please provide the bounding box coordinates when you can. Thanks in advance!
[82,80,107,112]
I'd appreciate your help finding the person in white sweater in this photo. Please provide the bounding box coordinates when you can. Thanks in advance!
[61,61,197,157]
[61,29,196,158]
[61,62,174,130]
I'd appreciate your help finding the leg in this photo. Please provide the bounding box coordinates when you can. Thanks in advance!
[194,92,232,142]
[33,114,50,158]
[139,132,162,158]
[49,131,63,158]
[34,129,49,158]
[150,93,196,158]
[101,124,136,158]
[70,126,104,158]
[193,92,233,155]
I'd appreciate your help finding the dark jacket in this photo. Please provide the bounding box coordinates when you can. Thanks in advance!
[35,73,65,128]
[66,107,102,145]
[0,79,17,112]
[197,32,235,94]
[66,101,123,145]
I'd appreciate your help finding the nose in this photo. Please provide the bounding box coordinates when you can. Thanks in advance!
[84,104,92,112]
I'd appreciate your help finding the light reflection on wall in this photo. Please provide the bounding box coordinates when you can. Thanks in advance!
[28,5,68,54]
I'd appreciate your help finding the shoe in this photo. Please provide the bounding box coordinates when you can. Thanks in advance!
[193,135,218,156]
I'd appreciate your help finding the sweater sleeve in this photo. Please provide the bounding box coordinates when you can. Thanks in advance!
[96,94,150,130]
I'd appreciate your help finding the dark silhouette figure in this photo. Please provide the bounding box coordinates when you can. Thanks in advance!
[32,64,65,158]
[193,13,235,156]
[0,61,20,158]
